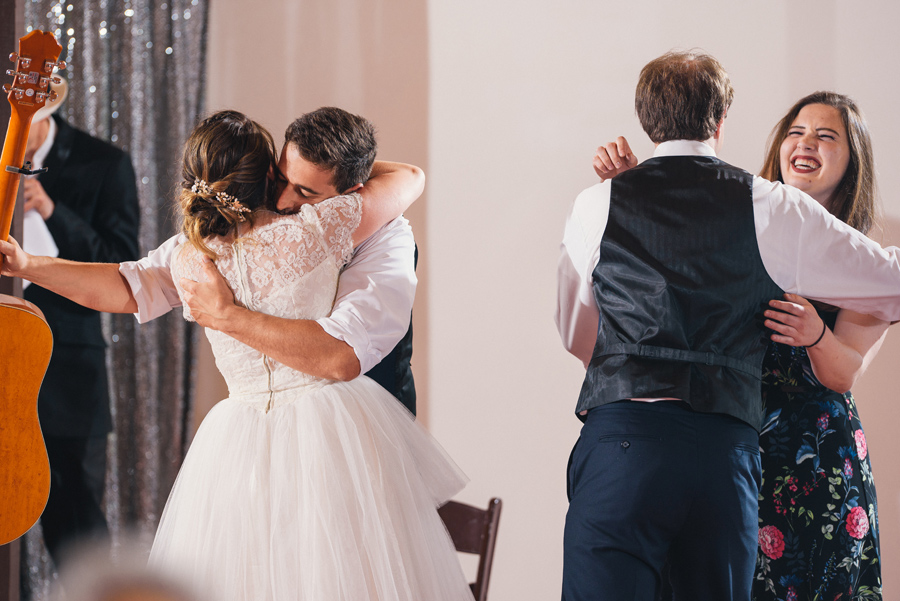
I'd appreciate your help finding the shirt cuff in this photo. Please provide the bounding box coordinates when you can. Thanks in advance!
[316,314,380,374]
[118,260,181,323]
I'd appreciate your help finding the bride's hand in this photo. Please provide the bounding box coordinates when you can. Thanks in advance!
[593,136,638,182]
[0,236,32,277]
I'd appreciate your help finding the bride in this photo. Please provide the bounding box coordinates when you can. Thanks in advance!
[1,109,474,601]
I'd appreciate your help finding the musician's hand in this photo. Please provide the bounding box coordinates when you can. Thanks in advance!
[0,236,32,276]
[23,178,55,220]
[179,257,237,330]
[593,136,638,182]
[765,293,826,347]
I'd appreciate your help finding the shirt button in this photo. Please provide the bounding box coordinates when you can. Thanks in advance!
[621,441,630,449]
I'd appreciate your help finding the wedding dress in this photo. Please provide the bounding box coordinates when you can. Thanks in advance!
[149,194,473,601]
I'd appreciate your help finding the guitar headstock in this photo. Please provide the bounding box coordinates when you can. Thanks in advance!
[3,31,65,120]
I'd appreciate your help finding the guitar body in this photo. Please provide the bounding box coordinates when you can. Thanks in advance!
[0,30,64,545]
[0,295,52,544]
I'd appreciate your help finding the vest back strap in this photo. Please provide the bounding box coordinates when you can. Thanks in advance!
[595,344,762,379]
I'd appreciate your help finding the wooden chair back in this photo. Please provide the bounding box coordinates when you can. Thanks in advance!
[438,498,502,601]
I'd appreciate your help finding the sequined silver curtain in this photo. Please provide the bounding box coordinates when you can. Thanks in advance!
[20,1,207,598]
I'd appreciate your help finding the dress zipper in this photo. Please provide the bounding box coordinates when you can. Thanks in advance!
[233,240,275,413]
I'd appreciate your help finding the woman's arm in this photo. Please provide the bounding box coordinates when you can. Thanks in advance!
[0,236,138,313]
[352,161,424,245]
[765,293,889,393]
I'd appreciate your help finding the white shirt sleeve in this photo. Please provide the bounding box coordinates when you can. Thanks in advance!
[317,216,417,374]
[754,176,900,322]
[118,234,185,323]
[556,183,611,367]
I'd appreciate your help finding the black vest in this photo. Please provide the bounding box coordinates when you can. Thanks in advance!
[365,320,415,414]
[576,155,782,429]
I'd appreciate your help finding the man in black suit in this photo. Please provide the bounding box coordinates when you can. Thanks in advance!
[22,79,140,564]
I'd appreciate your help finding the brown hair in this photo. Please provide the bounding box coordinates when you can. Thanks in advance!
[635,50,734,143]
[759,91,878,235]
[283,107,377,193]
[179,110,278,258]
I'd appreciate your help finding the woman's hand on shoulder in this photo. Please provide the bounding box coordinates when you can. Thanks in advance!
[593,136,638,182]
[354,161,424,245]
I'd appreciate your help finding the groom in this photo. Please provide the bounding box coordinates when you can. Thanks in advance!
[556,50,900,601]
[120,107,418,412]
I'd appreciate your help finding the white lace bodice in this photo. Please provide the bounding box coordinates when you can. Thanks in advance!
[171,194,362,403]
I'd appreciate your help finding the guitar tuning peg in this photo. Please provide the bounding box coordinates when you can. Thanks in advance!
[48,91,58,101]
[8,53,17,63]
[2,84,10,93]
[52,76,62,84]
[56,60,67,71]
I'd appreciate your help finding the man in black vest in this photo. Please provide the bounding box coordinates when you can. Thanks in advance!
[556,51,900,601]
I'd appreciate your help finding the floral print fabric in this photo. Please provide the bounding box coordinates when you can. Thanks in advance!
[753,312,882,601]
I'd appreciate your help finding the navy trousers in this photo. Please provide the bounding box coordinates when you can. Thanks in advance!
[562,401,760,601]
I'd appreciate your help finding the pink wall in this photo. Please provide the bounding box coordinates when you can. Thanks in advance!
[852,216,900,589]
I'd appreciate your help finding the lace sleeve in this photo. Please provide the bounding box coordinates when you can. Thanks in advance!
[169,242,199,322]
[301,193,362,267]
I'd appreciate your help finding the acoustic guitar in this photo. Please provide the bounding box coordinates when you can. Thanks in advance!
[0,30,65,546]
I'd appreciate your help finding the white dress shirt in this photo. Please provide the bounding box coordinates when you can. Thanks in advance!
[119,216,416,374]
[22,117,60,262]
[557,140,900,367]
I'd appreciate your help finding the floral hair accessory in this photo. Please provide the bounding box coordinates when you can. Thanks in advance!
[214,190,251,220]
[191,178,213,195]
[191,178,251,221]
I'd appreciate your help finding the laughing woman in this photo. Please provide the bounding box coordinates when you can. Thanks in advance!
[753,92,886,601]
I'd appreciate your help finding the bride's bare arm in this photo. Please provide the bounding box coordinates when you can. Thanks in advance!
[353,161,424,245]
[0,236,138,313]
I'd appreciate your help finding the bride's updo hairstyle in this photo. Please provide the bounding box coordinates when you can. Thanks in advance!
[179,110,278,258]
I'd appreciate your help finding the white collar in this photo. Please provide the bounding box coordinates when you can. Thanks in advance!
[30,116,58,171]
[652,140,717,158]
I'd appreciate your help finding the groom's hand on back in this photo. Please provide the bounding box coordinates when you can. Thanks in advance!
[180,257,237,330]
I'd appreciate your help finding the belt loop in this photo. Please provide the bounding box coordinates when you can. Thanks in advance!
[706,352,714,366]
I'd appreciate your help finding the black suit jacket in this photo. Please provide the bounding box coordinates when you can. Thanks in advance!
[24,115,140,437]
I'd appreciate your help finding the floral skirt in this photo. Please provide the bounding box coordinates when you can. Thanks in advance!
[753,382,881,601]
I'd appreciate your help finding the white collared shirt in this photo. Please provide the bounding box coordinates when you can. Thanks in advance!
[22,117,60,266]
[557,140,900,367]
[30,116,57,171]
[119,216,416,373]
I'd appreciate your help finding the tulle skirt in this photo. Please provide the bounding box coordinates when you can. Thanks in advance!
[149,376,473,601]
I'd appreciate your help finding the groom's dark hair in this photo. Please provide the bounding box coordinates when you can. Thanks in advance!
[284,107,377,193]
